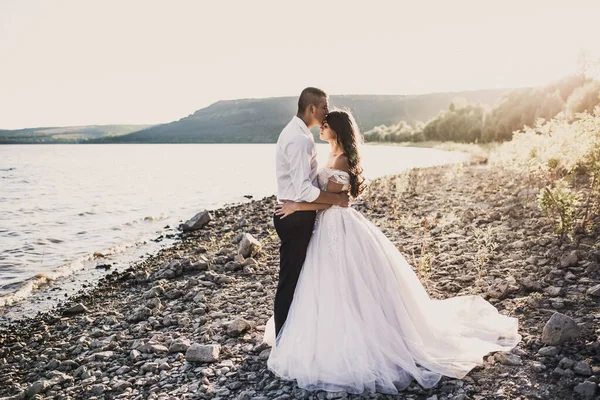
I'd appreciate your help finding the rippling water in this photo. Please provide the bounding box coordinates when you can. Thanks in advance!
[0,144,467,318]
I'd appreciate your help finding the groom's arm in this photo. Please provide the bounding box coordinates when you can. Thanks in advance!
[312,191,349,207]
[287,139,349,207]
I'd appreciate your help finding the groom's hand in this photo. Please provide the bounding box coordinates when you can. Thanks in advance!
[338,192,350,208]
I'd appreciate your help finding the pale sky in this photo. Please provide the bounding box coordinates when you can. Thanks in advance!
[1,0,599,129]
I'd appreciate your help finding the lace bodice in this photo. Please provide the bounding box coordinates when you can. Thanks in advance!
[317,168,350,192]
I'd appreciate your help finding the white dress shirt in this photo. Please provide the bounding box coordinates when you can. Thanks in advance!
[275,116,320,203]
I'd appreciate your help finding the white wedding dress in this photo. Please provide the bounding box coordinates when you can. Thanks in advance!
[263,168,521,394]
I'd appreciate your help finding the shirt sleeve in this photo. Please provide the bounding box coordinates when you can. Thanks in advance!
[286,137,321,202]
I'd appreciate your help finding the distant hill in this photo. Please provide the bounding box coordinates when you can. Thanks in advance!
[0,125,155,144]
[93,90,508,143]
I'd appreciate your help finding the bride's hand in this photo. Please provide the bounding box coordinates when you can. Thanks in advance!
[275,201,299,219]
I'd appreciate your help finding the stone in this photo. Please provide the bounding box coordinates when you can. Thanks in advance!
[488,282,510,300]
[243,257,258,267]
[141,362,158,373]
[587,284,600,296]
[181,211,212,232]
[169,338,191,353]
[559,357,575,369]
[573,361,592,376]
[91,384,106,395]
[94,351,114,360]
[560,251,578,268]
[586,262,599,274]
[143,286,165,299]
[190,258,210,271]
[542,312,581,345]
[236,390,255,400]
[112,379,132,392]
[165,289,184,299]
[25,380,51,397]
[520,278,542,292]
[238,233,262,258]
[574,381,596,398]
[259,348,271,360]
[193,292,206,303]
[544,286,564,296]
[130,349,142,361]
[494,352,522,366]
[185,343,221,362]
[158,362,170,371]
[228,381,244,390]
[63,303,88,315]
[537,346,560,357]
[146,297,161,309]
[46,371,72,384]
[532,362,546,372]
[227,318,251,336]
[564,271,577,282]
[127,306,152,322]
[59,360,79,370]
[150,344,168,353]
[115,366,130,375]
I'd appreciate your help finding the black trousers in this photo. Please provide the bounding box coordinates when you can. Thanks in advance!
[273,210,316,337]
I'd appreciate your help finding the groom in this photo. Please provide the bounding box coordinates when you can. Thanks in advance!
[273,87,350,336]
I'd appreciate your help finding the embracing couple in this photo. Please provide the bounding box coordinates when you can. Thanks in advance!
[262,87,521,394]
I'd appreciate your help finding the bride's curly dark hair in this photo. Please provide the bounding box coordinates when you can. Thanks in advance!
[323,110,367,198]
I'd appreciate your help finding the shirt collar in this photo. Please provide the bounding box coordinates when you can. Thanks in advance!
[292,116,312,136]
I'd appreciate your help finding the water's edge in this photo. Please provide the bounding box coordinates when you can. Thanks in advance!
[0,145,469,323]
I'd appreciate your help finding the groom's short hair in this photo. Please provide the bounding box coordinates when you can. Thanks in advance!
[298,87,328,113]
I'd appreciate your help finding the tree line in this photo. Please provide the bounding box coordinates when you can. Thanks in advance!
[364,75,600,144]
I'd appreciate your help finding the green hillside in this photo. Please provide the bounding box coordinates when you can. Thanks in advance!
[0,125,155,144]
[94,90,507,143]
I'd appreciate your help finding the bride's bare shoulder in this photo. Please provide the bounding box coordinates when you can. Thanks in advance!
[331,154,350,173]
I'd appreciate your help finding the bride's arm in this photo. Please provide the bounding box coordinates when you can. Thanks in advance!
[325,155,350,194]
[275,201,331,219]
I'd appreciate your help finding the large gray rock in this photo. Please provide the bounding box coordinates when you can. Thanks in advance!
[127,306,152,322]
[189,256,210,272]
[46,371,73,384]
[494,352,522,366]
[111,379,132,392]
[185,343,221,362]
[94,351,114,360]
[143,285,165,299]
[537,346,559,357]
[573,361,592,376]
[91,384,106,395]
[26,380,51,397]
[150,344,168,353]
[169,338,191,353]
[560,251,578,268]
[238,233,262,258]
[544,286,564,297]
[587,284,600,297]
[227,318,251,336]
[141,362,158,373]
[574,381,596,398]
[63,303,88,315]
[542,312,581,345]
[181,211,212,232]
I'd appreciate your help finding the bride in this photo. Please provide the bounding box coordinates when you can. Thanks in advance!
[262,110,521,394]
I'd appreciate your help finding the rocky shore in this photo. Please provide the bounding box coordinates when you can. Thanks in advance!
[1,162,600,400]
